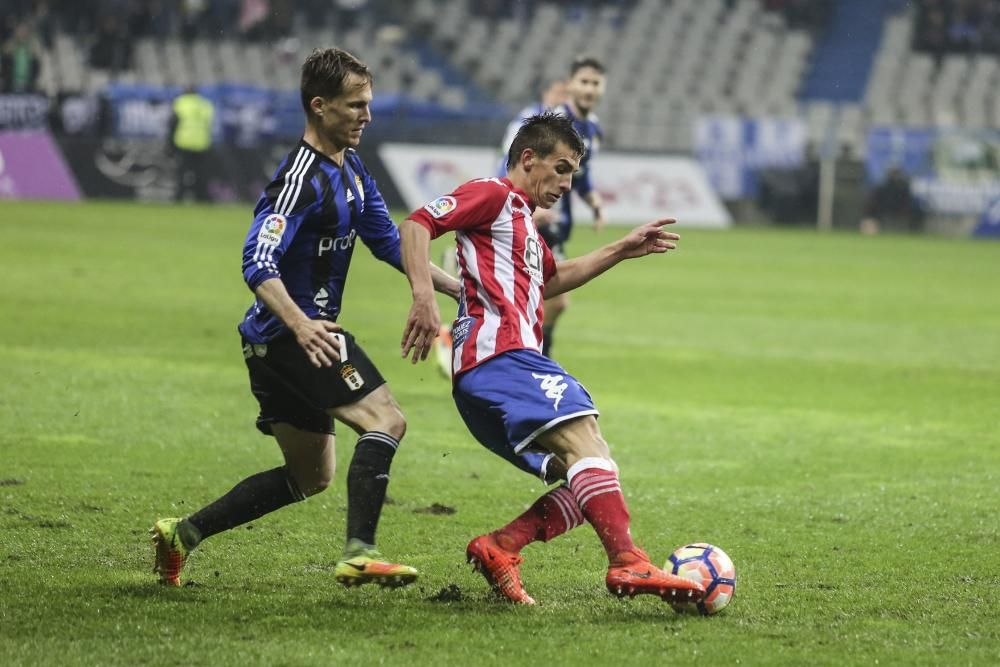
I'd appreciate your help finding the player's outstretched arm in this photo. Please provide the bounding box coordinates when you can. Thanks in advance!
[543,218,678,299]
[400,219,441,363]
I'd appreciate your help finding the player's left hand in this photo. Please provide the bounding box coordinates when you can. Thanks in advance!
[401,295,441,364]
[619,218,679,259]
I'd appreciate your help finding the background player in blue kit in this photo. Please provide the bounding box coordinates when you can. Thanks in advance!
[501,57,607,358]
[497,77,568,174]
[151,47,460,588]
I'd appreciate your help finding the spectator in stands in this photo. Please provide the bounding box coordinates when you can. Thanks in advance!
[31,1,54,48]
[89,14,132,72]
[130,0,176,39]
[334,0,370,31]
[860,167,925,235]
[915,0,1000,55]
[765,0,832,35]
[169,86,215,202]
[239,0,270,39]
[757,163,819,225]
[0,21,42,94]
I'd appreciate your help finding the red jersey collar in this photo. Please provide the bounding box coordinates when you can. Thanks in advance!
[500,177,536,211]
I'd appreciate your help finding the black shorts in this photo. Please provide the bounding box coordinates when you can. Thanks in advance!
[242,329,386,436]
[538,223,566,261]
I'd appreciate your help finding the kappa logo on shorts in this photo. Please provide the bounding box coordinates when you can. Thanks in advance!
[423,195,457,219]
[532,372,567,411]
[258,214,287,245]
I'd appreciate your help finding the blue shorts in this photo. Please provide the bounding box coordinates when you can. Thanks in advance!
[453,349,599,482]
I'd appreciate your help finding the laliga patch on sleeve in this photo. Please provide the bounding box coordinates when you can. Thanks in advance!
[423,196,457,219]
[258,213,287,245]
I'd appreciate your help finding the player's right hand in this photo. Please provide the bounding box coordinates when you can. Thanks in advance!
[292,319,344,368]
[401,295,440,364]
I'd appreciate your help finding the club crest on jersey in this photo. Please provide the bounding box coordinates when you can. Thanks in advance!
[424,195,457,218]
[523,236,544,281]
[345,174,366,210]
[258,214,286,245]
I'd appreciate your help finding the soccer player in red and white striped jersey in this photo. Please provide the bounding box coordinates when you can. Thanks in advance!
[398,113,704,606]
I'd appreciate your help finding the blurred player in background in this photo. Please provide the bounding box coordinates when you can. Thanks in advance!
[542,56,607,358]
[431,77,570,377]
[151,47,460,589]
[502,57,607,358]
[497,77,568,172]
[398,113,704,606]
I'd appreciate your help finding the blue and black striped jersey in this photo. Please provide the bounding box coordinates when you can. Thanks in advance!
[238,140,402,343]
[552,102,602,241]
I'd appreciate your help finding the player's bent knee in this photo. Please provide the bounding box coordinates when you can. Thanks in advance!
[369,399,406,440]
[288,463,334,497]
[300,473,333,497]
[384,409,406,441]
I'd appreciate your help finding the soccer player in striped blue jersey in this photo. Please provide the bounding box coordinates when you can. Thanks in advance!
[542,56,607,358]
[151,47,460,589]
[499,58,607,358]
[497,77,568,174]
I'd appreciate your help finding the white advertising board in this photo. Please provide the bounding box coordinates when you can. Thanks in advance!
[378,143,731,228]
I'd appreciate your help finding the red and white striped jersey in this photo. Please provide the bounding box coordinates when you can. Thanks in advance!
[409,177,557,376]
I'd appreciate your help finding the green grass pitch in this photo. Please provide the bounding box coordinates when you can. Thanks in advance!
[1,199,998,666]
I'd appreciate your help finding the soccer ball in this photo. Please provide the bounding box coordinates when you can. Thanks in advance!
[666,542,736,615]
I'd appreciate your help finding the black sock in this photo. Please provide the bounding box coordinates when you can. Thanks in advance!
[346,432,399,549]
[183,466,305,548]
[542,326,554,358]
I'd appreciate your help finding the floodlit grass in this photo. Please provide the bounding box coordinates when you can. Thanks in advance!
[1,199,998,666]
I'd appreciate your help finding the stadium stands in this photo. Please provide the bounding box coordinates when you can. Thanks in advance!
[866,6,1000,132]
[413,0,816,151]
[5,1,1000,159]
[6,0,821,152]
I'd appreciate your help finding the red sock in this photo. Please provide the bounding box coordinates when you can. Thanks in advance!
[492,486,584,553]
[567,458,636,561]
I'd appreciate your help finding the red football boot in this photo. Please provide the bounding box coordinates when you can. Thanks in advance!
[466,534,536,605]
[606,548,705,603]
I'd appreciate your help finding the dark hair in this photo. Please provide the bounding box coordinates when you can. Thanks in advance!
[570,55,605,76]
[300,48,373,116]
[506,112,585,171]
